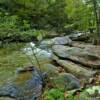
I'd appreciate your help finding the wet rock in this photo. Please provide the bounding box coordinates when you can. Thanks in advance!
[52,55,95,78]
[50,73,81,90]
[40,64,59,77]
[68,32,89,41]
[72,42,100,56]
[40,36,72,49]
[0,66,43,100]
[52,45,100,69]
[52,36,72,45]
[39,39,53,51]
[23,42,52,58]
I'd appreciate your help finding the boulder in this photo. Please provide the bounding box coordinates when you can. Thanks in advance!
[39,36,72,49]
[39,39,54,50]
[50,73,81,90]
[52,55,95,78]
[52,45,100,69]
[68,32,89,41]
[72,42,100,56]
[40,64,59,77]
[0,66,43,100]
[52,36,72,45]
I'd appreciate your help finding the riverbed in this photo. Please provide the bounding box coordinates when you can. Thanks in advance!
[0,42,52,85]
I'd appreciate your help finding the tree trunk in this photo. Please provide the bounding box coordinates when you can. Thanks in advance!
[92,0,100,45]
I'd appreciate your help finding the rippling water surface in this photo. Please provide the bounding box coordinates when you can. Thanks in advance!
[0,42,52,85]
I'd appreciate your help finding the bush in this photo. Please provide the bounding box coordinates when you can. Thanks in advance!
[43,88,65,100]
[19,29,47,41]
[0,11,48,42]
[43,88,91,100]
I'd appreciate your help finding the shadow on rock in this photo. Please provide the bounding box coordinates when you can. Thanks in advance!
[0,66,43,100]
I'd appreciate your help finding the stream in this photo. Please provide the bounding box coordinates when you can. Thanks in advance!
[0,42,51,82]
[0,42,53,100]
[0,40,100,100]
[0,42,52,85]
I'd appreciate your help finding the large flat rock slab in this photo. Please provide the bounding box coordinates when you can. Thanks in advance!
[52,55,95,78]
[72,42,100,56]
[52,45,100,69]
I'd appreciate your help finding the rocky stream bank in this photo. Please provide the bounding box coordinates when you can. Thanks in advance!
[0,32,100,100]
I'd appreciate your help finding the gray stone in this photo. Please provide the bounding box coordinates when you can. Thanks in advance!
[40,64,59,77]
[50,73,81,90]
[68,32,89,41]
[52,55,94,78]
[39,36,72,50]
[72,42,100,56]
[52,36,72,45]
[52,45,100,68]
[0,66,43,100]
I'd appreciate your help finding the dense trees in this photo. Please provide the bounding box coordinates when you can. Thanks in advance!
[0,0,68,30]
[65,0,93,31]
[83,0,100,44]
[0,0,100,44]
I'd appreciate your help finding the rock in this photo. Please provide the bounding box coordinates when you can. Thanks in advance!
[52,45,100,69]
[52,36,72,45]
[23,42,52,67]
[39,39,54,50]
[68,31,90,41]
[52,55,95,78]
[50,73,81,90]
[24,42,52,58]
[72,42,100,56]
[0,66,43,100]
[40,64,59,77]
[67,86,100,100]
[40,36,72,49]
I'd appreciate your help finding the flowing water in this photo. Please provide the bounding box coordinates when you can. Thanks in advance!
[0,42,52,85]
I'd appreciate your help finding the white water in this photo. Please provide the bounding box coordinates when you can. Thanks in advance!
[23,42,52,58]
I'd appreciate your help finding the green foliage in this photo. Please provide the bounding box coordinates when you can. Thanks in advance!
[65,0,94,31]
[46,0,67,31]
[43,88,92,100]
[0,0,67,30]
[33,29,47,41]
[19,29,47,41]
[43,88,65,100]
[0,0,99,42]
[0,0,68,42]
[0,10,48,42]
[0,12,19,40]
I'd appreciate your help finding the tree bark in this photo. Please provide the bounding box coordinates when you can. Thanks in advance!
[92,0,100,45]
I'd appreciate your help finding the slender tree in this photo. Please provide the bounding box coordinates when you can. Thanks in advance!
[92,0,100,45]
